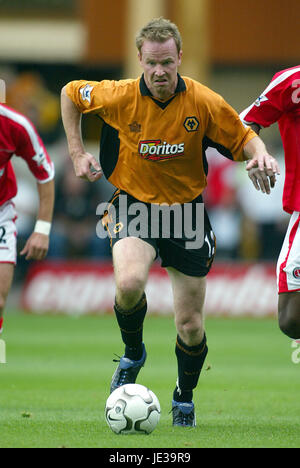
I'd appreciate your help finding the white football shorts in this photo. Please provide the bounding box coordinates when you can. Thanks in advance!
[0,201,17,265]
[277,211,300,293]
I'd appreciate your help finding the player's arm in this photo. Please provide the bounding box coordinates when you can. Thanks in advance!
[244,123,276,192]
[243,135,280,194]
[205,94,279,194]
[239,75,287,193]
[20,179,55,261]
[61,85,102,182]
[14,112,56,261]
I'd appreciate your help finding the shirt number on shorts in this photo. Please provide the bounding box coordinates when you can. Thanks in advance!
[0,226,7,244]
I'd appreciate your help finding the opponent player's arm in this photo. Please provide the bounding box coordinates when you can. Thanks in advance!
[240,77,285,193]
[20,179,55,261]
[248,123,261,135]
[61,86,102,182]
[244,123,276,192]
[36,179,55,224]
[243,135,280,194]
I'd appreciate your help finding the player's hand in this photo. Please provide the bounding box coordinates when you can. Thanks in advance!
[247,166,277,194]
[246,152,280,194]
[20,233,49,261]
[246,151,280,174]
[72,152,103,182]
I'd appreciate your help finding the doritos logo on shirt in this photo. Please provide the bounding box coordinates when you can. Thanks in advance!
[138,140,185,161]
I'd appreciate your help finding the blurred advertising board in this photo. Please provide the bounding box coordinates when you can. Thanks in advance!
[21,261,278,317]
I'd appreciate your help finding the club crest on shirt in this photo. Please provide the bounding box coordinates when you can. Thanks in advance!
[80,84,93,104]
[293,268,300,279]
[183,116,199,132]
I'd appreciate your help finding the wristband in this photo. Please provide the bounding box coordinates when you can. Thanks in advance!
[34,220,51,236]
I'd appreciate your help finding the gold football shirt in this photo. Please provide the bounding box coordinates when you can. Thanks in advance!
[66,75,256,204]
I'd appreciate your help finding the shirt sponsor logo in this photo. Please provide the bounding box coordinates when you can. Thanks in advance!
[138,140,185,161]
[80,84,93,104]
[293,268,300,279]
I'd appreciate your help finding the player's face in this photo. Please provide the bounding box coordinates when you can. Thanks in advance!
[138,38,182,100]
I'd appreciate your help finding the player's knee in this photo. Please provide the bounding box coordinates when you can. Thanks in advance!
[279,314,300,339]
[278,295,300,339]
[176,315,204,345]
[0,294,6,313]
[116,274,146,310]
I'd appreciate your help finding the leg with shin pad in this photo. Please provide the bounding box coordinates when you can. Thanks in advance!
[114,293,147,361]
[173,334,208,402]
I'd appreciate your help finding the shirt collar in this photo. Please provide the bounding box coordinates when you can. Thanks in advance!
[139,73,186,98]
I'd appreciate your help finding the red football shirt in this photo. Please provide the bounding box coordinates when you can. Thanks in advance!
[0,104,54,206]
[240,66,300,214]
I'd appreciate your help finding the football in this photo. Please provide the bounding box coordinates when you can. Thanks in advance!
[105,384,161,434]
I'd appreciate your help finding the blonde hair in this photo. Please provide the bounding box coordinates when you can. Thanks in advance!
[136,17,182,54]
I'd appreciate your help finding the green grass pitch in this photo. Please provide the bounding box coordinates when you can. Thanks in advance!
[0,311,299,448]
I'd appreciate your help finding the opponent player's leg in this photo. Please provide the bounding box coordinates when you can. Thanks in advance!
[0,203,17,336]
[0,263,15,334]
[110,237,156,392]
[277,212,300,339]
[167,267,208,427]
[278,292,300,339]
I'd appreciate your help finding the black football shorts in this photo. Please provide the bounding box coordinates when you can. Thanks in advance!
[101,189,216,277]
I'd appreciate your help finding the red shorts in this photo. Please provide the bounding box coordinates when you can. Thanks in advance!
[277,211,300,294]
